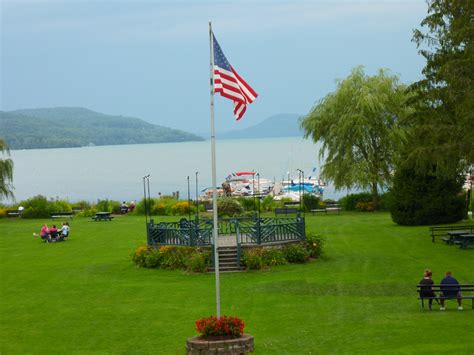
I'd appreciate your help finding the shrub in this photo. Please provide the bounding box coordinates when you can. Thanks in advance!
[186,251,211,273]
[355,201,374,212]
[19,195,72,218]
[338,193,372,211]
[96,199,112,212]
[196,316,245,338]
[172,201,191,215]
[283,243,310,263]
[389,164,466,225]
[236,197,256,212]
[260,195,276,212]
[132,245,153,267]
[241,248,264,270]
[303,194,320,212]
[261,248,287,266]
[217,197,243,217]
[304,234,324,259]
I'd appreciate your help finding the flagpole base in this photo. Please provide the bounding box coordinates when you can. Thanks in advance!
[186,334,254,354]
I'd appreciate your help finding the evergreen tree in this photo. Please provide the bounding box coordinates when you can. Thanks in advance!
[409,0,474,174]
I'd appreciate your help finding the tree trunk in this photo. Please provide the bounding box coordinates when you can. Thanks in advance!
[371,182,379,210]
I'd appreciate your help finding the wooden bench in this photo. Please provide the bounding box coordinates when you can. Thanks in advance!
[326,204,342,213]
[275,207,299,216]
[50,212,73,220]
[429,225,474,243]
[6,210,21,217]
[417,284,474,309]
[310,208,327,215]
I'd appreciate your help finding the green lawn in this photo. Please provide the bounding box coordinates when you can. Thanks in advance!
[1,213,473,354]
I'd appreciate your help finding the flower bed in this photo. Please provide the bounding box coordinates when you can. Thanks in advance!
[187,316,253,354]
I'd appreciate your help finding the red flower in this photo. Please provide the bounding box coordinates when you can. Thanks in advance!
[195,316,245,337]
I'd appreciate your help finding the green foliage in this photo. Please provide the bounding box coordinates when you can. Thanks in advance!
[96,199,112,212]
[339,193,372,211]
[282,243,310,263]
[0,108,204,150]
[19,195,72,218]
[302,194,320,212]
[132,245,210,272]
[217,197,243,217]
[261,248,287,266]
[236,197,256,212]
[0,139,14,201]
[389,163,466,225]
[304,234,324,259]
[186,250,211,273]
[261,195,277,212]
[409,0,474,173]
[241,248,264,270]
[301,66,413,209]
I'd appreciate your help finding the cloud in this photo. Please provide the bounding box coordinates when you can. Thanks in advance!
[3,1,426,43]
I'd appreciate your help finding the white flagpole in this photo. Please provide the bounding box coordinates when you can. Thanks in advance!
[209,21,221,318]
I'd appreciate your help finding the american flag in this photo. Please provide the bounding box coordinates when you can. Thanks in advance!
[212,34,258,120]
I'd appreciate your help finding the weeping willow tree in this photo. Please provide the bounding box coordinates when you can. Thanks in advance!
[301,66,413,209]
[0,139,14,201]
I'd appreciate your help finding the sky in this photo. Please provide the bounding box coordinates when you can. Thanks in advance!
[1,0,428,134]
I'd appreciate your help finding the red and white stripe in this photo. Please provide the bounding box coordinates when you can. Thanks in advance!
[214,65,258,120]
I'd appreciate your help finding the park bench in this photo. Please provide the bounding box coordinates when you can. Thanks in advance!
[310,208,327,215]
[429,225,474,243]
[326,203,342,213]
[6,209,21,217]
[417,284,474,309]
[310,204,342,215]
[275,207,299,216]
[50,212,73,220]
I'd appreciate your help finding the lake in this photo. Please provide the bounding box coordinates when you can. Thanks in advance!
[10,137,349,203]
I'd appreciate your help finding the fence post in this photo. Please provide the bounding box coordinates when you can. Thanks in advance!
[256,217,261,245]
[236,220,241,268]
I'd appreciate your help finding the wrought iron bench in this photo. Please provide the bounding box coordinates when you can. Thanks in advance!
[275,207,298,216]
[417,284,474,309]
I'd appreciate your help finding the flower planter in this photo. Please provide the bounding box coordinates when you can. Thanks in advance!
[186,334,254,354]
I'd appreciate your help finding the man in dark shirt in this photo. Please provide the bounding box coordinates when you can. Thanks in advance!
[440,271,462,310]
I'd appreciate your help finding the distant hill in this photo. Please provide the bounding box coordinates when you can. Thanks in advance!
[0,107,204,149]
[219,114,303,139]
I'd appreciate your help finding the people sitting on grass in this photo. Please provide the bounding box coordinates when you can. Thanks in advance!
[49,225,59,240]
[60,222,70,238]
[419,269,438,310]
[440,271,463,311]
[40,224,50,242]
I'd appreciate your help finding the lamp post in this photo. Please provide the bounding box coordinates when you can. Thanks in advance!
[252,172,256,213]
[195,171,199,222]
[297,169,303,212]
[257,173,260,219]
[142,174,150,227]
[187,176,191,221]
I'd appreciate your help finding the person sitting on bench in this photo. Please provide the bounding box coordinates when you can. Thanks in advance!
[440,271,463,311]
[419,269,438,310]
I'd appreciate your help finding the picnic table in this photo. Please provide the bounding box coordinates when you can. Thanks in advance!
[92,212,114,221]
[454,234,474,249]
[442,231,469,244]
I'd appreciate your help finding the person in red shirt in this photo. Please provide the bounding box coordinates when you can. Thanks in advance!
[49,225,59,241]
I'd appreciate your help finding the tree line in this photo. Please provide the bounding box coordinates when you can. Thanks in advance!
[301,0,473,225]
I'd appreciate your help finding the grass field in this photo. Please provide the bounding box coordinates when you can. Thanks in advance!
[1,213,473,354]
